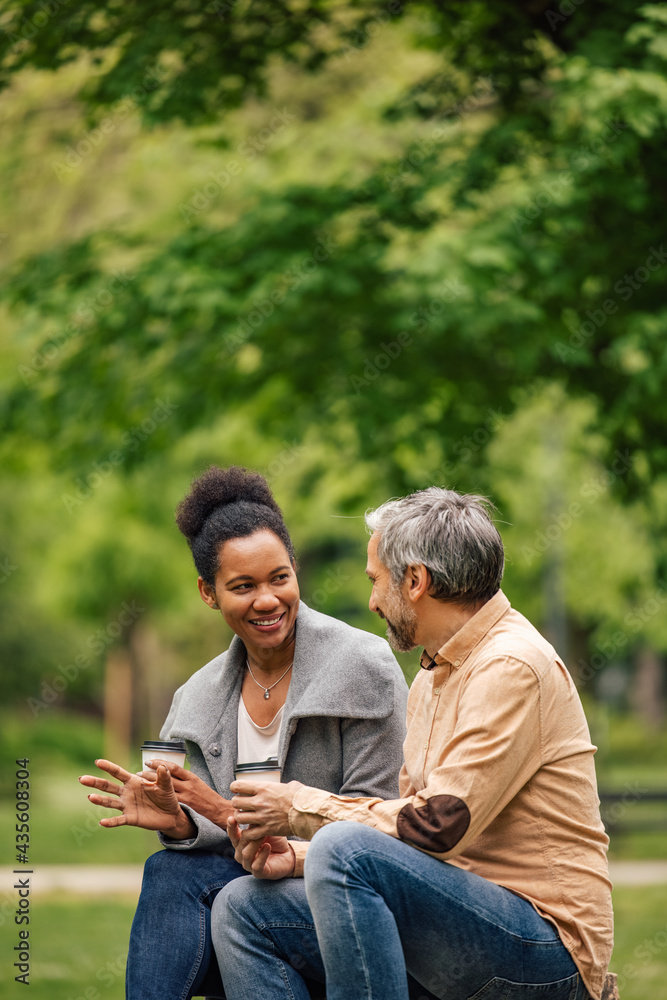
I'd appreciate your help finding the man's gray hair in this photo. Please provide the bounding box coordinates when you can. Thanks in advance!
[365,487,504,605]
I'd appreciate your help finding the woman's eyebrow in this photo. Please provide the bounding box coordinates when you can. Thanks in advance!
[225,565,291,585]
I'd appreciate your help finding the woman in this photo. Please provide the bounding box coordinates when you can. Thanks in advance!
[79,466,408,1000]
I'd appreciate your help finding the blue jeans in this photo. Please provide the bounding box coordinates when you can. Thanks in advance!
[126,848,249,1000]
[212,823,589,1000]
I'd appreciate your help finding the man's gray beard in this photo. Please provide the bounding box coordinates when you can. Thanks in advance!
[383,586,418,653]
[385,619,418,652]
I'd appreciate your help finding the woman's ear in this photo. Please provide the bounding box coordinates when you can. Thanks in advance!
[198,577,219,610]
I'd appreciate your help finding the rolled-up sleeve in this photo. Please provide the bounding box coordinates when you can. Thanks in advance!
[289,656,544,859]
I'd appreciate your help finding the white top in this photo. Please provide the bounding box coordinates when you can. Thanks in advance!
[237,695,284,766]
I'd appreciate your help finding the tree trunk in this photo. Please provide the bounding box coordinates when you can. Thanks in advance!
[630,646,664,730]
[103,646,133,766]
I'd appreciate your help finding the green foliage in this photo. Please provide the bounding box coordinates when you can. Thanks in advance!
[1,0,667,718]
[3,3,667,492]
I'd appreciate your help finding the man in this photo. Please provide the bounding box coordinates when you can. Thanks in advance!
[212,488,614,1000]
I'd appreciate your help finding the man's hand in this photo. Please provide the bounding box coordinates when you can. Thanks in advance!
[143,759,232,828]
[79,759,196,840]
[227,817,295,879]
[230,779,303,840]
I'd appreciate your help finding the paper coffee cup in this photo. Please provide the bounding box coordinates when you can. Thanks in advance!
[234,756,282,783]
[234,756,281,828]
[140,739,187,771]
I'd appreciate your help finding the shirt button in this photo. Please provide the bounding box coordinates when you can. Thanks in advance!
[209,745,221,756]
[423,742,428,750]
[434,687,441,695]
[454,659,460,666]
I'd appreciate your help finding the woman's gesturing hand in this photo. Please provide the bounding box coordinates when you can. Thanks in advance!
[142,759,233,828]
[229,779,303,839]
[78,759,196,840]
[226,817,295,879]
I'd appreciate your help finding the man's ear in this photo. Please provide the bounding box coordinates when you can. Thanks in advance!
[404,564,431,603]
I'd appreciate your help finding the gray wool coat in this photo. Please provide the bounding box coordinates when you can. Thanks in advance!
[159,601,409,852]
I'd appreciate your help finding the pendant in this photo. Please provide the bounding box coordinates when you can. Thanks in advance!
[264,690,270,699]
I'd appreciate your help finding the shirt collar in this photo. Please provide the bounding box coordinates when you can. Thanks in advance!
[419,590,511,671]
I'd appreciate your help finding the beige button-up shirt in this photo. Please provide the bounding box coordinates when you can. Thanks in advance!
[289,591,613,1000]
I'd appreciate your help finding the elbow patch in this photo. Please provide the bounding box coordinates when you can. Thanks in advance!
[397,794,470,853]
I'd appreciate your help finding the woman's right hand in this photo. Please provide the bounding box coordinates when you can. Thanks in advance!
[79,759,196,839]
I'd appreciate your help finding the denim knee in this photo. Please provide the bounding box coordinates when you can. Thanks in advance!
[142,847,198,882]
[141,847,241,905]
[211,875,252,945]
[305,821,377,881]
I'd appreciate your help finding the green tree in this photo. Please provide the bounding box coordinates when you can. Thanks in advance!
[2,2,666,493]
[2,0,667,719]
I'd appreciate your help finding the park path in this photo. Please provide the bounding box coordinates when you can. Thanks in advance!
[3,860,667,896]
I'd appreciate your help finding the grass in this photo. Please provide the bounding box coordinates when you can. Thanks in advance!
[0,709,162,864]
[0,770,157,865]
[0,897,135,1000]
[0,885,664,998]
[609,884,667,999]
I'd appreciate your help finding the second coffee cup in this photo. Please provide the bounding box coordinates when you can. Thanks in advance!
[234,756,282,829]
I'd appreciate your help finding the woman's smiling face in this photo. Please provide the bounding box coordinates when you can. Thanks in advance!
[209,529,300,655]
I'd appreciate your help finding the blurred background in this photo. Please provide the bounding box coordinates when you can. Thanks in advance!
[1,1,666,996]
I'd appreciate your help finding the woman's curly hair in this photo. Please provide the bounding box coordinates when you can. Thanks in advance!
[175,466,295,586]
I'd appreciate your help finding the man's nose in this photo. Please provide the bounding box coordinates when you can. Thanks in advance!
[368,588,379,614]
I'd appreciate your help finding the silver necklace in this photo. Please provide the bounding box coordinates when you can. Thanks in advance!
[246,659,292,699]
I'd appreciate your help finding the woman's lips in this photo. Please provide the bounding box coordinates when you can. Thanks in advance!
[248,612,286,632]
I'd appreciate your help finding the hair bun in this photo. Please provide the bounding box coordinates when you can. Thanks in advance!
[175,466,280,542]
